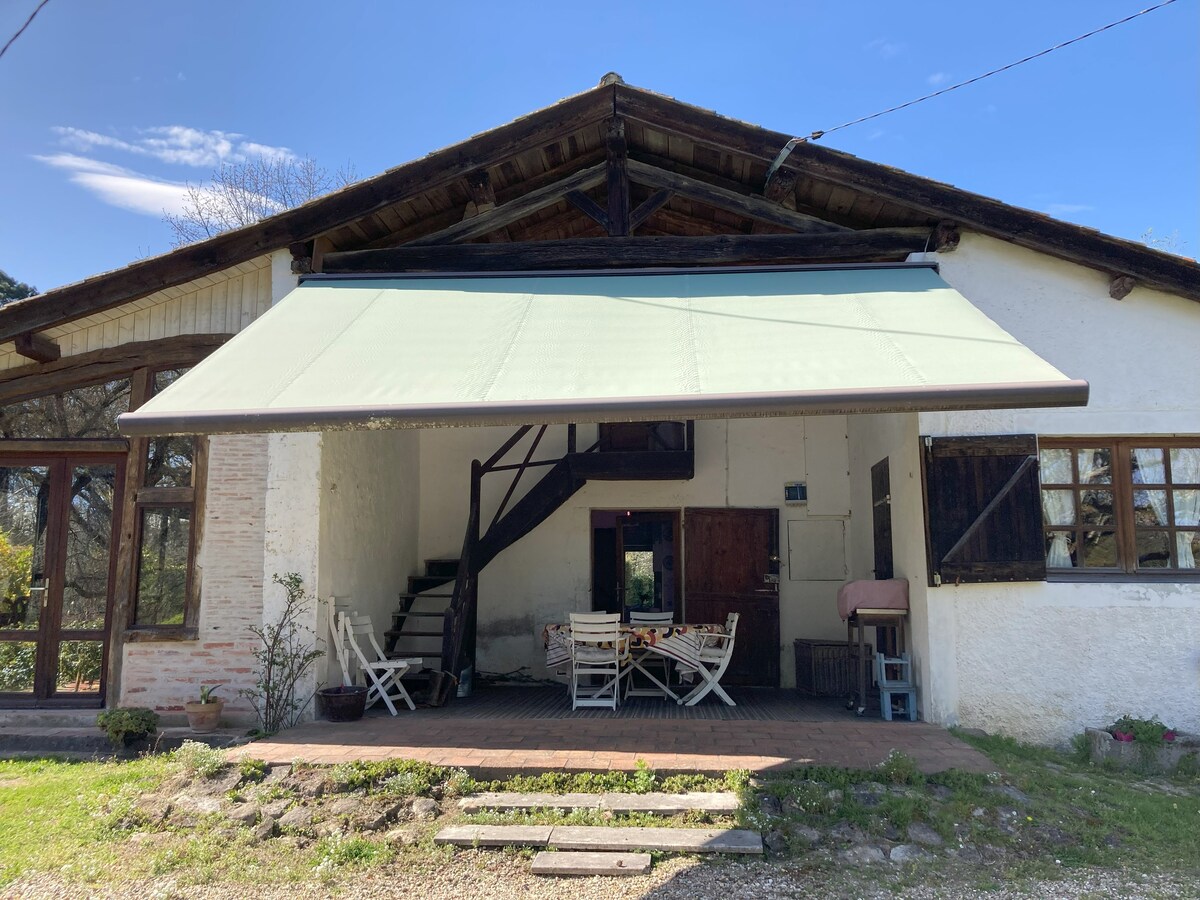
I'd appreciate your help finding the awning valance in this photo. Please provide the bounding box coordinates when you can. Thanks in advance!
[118,264,1087,435]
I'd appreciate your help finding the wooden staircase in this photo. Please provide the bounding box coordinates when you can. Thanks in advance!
[393,422,694,706]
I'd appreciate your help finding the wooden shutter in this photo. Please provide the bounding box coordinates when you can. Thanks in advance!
[921,435,1046,586]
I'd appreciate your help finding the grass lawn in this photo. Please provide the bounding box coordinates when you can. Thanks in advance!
[1,732,1198,897]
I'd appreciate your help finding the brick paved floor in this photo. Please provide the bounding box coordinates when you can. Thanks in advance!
[234,688,992,776]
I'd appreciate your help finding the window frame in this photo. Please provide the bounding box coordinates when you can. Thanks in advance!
[125,367,207,637]
[1040,437,1200,580]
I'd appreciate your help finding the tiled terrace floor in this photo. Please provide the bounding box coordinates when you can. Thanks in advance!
[235,687,992,776]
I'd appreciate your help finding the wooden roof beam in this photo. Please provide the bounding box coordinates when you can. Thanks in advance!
[606,118,630,236]
[615,86,1200,302]
[14,332,61,364]
[464,170,510,242]
[407,163,607,246]
[629,190,673,233]
[321,228,932,273]
[627,159,850,236]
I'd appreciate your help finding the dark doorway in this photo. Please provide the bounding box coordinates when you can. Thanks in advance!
[683,507,779,687]
[872,458,894,580]
[591,510,680,620]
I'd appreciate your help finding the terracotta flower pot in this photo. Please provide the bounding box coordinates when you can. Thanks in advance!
[318,685,368,722]
[184,699,225,734]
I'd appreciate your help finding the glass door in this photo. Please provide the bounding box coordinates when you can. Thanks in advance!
[0,455,123,706]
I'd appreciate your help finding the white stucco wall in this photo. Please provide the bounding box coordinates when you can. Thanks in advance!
[909,235,1200,744]
[318,430,420,687]
[416,416,857,686]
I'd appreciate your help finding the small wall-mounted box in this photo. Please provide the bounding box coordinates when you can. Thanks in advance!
[784,481,808,505]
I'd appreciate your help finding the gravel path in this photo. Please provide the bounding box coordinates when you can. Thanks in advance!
[7,857,1200,900]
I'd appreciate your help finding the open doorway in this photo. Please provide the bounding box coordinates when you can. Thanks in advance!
[590,510,679,621]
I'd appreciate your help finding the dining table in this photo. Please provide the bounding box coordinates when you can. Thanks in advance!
[542,621,728,703]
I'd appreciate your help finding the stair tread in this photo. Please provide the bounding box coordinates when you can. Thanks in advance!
[434,824,761,854]
[458,791,739,815]
[392,610,449,617]
[531,851,651,876]
[386,630,444,638]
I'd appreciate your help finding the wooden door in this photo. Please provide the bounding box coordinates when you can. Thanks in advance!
[683,508,779,686]
[0,453,123,707]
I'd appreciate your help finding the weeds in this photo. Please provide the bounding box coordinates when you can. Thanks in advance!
[170,741,227,779]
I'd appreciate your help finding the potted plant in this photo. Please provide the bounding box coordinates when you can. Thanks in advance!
[184,685,225,733]
[317,683,368,722]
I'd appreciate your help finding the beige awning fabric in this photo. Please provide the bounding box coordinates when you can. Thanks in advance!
[117,264,1088,436]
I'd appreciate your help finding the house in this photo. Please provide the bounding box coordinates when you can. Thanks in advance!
[0,76,1196,745]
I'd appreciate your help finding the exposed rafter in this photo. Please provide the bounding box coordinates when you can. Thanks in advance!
[564,190,610,231]
[464,170,510,243]
[14,332,60,363]
[629,190,673,232]
[606,118,630,236]
[407,163,606,246]
[322,229,932,273]
[627,159,849,235]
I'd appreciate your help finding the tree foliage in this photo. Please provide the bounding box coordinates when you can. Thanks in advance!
[0,269,36,305]
[163,156,355,247]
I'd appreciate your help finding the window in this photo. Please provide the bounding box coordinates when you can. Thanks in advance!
[1040,439,1200,574]
[131,368,203,630]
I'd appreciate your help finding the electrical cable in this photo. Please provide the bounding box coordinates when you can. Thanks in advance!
[765,0,1183,182]
[0,0,51,62]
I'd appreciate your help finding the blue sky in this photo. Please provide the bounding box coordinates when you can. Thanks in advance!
[1,0,1196,292]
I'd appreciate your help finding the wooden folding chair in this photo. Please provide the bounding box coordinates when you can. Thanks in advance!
[680,612,739,707]
[569,612,628,711]
[343,613,420,714]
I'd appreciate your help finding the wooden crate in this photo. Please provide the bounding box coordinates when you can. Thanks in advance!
[793,639,870,697]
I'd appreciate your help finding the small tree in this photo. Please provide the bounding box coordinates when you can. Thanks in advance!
[0,269,36,306]
[164,156,355,247]
[239,572,324,735]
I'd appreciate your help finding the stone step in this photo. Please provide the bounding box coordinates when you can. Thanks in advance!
[434,824,762,855]
[459,791,740,815]
[531,851,651,876]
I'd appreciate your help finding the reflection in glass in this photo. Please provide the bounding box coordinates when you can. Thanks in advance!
[1039,449,1071,483]
[55,640,103,693]
[1044,532,1076,568]
[1134,531,1171,568]
[1132,448,1165,484]
[0,380,131,439]
[1041,490,1075,525]
[1081,531,1118,568]
[0,641,37,692]
[144,437,194,488]
[0,466,50,631]
[1180,532,1199,571]
[1077,448,1111,484]
[1135,491,1169,526]
[1079,490,1114,526]
[62,465,116,630]
[135,507,191,626]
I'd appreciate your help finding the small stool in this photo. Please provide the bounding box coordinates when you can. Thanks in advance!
[874,652,917,722]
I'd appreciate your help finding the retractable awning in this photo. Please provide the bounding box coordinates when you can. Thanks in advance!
[117,264,1088,436]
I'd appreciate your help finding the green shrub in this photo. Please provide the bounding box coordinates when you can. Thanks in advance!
[172,740,227,778]
[875,750,924,786]
[95,707,159,748]
[238,757,269,784]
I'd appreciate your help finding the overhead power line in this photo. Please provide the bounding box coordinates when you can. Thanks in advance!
[0,0,51,62]
[766,0,1183,182]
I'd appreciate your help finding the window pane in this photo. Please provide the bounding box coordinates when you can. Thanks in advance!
[1178,531,1199,570]
[0,641,37,692]
[1080,531,1118,568]
[0,466,50,631]
[1044,531,1076,568]
[153,368,189,395]
[1134,530,1171,568]
[135,507,191,626]
[1077,448,1111,484]
[56,640,103,694]
[1173,490,1199,528]
[1170,448,1200,485]
[144,437,194,488]
[1131,448,1165,485]
[1041,490,1076,525]
[1039,449,1072,483]
[0,379,131,439]
[1135,490,1170,526]
[62,465,116,630]
[1079,490,1114,526]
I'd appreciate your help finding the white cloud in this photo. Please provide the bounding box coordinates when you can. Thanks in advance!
[51,124,294,169]
[866,38,904,59]
[34,152,192,216]
[1045,203,1095,217]
[926,72,950,87]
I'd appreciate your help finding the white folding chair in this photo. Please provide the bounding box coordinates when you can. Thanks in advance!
[343,613,421,714]
[680,612,739,707]
[624,610,678,700]
[325,596,355,686]
[569,612,628,711]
